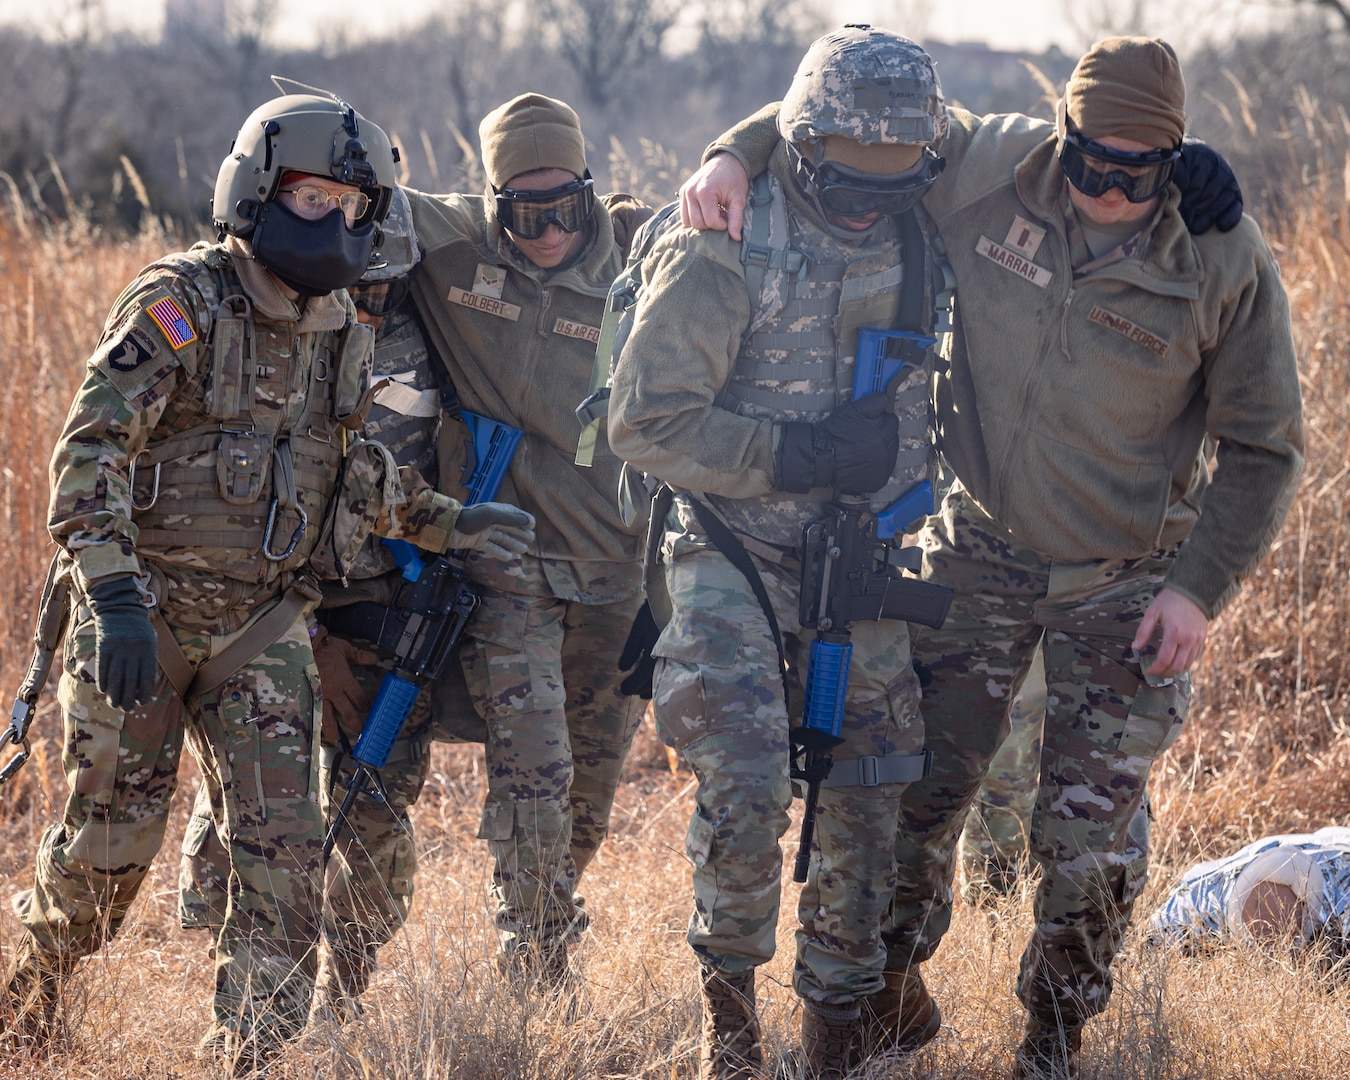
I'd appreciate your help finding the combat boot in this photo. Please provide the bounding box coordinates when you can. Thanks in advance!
[1011,1016,1082,1079]
[2,932,73,1052]
[800,1004,860,1080]
[314,931,378,1023]
[699,967,761,1080]
[497,937,573,996]
[856,965,941,1058]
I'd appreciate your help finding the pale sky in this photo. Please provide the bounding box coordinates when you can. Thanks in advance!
[0,0,1292,56]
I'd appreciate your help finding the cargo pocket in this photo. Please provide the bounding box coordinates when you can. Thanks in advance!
[216,676,266,827]
[466,592,531,652]
[1116,676,1189,763]
[686,810,716,870]
[477,792,516,842]
[650,608,745,752]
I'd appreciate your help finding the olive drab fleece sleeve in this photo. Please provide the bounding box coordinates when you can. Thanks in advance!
[607,227,778,499]
[49,267,206,584]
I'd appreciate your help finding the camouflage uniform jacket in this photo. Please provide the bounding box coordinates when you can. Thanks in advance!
[710,105,1304,617]
[608,144,946,550]
[51,239,465,633]
[405,190,650,604]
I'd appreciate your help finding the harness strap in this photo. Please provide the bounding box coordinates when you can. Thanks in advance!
[152,575,324,700]
[819,750,932,788]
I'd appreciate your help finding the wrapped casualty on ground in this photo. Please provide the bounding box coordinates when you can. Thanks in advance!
[1148,827,1350,949]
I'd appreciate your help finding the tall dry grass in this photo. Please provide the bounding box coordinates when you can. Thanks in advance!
[0,143,1346,1078]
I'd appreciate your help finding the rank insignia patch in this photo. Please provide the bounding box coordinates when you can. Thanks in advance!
[146,294,198,350]
[106,327,159,371]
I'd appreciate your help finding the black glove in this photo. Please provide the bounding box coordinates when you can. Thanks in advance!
[87,576,159,711]
[617,601,661,699]
[775,394,899,496]
[1174,137,1244,234]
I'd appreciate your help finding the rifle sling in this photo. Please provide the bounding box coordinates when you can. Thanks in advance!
[152,576,324,701]
[688,498,790,706]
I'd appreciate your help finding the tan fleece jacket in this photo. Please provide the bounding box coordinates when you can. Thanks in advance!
[406,189,650,595]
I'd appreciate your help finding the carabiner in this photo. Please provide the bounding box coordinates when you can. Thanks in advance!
[262,498,308,562]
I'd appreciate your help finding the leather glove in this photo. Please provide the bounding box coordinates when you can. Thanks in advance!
[1174,137,1244,234]
[774,394,899,496]
[449,502,536,560]
[87,575,159,711]
[311,624,382,743]
[617,600,661,699]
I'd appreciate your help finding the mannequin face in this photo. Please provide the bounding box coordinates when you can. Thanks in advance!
[1240,880,1305,941]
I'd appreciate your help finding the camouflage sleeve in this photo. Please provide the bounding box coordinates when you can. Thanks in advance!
[49,264,205,583]
[374,463,464,554]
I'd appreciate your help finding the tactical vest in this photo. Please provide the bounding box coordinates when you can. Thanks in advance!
[128,244,374,585]
[708,173,953,549]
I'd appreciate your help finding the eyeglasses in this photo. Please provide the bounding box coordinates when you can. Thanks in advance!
[494,176,595,240]
[349,276,411,318]
[278,184,371,226]
[1058,131,1181,203]
[793,148,945,218]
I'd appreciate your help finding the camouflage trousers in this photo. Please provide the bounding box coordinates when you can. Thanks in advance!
[179,634,481,974]
[958,647,1152,903]
[19,594,324,1053]
[890,487,1188,1027]
[651,501,925,1007]
[460,584,644,956]
[958,647,1044,898]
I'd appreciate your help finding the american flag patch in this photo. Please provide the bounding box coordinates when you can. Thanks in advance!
[146,295,198,350]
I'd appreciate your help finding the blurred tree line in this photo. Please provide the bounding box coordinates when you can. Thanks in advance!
[0,0,1345,234]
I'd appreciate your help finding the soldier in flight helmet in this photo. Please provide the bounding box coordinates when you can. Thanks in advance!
[1,85,532,1072]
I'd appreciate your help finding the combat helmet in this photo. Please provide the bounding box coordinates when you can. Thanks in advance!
[351,186,420,319]
[213,82,400,238]
[779,24,948,148]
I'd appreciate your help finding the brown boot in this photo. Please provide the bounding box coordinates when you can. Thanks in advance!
[315,931,377,1023]
[1011,1016,1082,1079]
[699,968,761,1080]
[800,1004,860,1080]
[856,965,941,1058]
[2,933,72,1052]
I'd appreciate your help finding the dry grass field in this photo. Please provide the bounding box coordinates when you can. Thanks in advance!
[0,146,1348,1079]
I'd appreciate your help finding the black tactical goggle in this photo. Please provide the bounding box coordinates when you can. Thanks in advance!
[349,276,411,318]
[794,148,945,218]
[1059,130,1181,203]
[494,175,596,239]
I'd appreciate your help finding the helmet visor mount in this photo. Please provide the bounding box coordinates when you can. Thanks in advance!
[494,176,595,240]
[1059,130,1181,203]
[793,145,945,218]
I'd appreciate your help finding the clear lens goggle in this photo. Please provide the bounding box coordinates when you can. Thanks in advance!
[494,175,596,239]
[349,276,411,318]
[795,148,945,218]
[1059,130,1181,203]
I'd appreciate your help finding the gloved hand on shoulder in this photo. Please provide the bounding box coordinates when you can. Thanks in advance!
[774,394,898,496]
[1174,136,1244,233]
[87,575,159,711]
[449,502,536,560]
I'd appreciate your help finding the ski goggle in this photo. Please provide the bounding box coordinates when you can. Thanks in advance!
[1058,130,1181,203]
[349,276,411,318]
[494,175,596,239]
[794,148,945,218]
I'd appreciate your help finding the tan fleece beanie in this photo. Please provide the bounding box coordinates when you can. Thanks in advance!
[479,93,587,189]
[1057,37,1186,150]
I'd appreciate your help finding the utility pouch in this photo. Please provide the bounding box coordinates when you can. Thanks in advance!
[331,320,376,426]
[216,431,270,504]
[209,294,255,427]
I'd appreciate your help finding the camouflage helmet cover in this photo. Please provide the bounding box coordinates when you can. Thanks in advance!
[778,24,948,148]
[213,89,399,238]
[362,186,419,282]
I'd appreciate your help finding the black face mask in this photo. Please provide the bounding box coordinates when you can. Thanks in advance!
[250,200,377,296]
